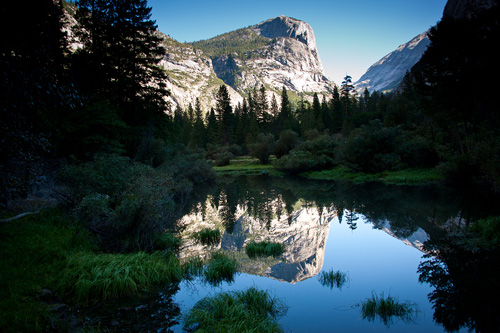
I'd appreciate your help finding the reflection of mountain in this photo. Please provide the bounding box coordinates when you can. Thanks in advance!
[179,197,335,284]
[381,223,428,252]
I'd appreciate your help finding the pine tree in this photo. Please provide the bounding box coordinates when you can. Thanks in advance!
[278,86,292,132]
[74,0,169,126]
[215,85,234,144]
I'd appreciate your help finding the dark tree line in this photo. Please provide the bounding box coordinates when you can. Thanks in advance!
[2,0,500,206]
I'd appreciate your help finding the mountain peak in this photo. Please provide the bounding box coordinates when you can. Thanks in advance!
[252,16,317,51]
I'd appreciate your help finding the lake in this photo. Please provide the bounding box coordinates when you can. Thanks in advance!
[102,175,500,332]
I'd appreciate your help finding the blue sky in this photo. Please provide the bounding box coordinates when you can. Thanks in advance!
[147,0,447,84]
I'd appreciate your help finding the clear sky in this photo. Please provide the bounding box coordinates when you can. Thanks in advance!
[147,0,447,85]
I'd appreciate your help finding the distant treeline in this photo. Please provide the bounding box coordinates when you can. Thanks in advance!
[2,0,500,207]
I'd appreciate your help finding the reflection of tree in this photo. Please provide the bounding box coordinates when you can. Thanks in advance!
[345,210,358,230]
[418,238,500,332]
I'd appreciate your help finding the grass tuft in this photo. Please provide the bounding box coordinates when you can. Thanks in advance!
[359,291,418,327]
[183,286,288,332]
[58,251,182,303]
[203,252,239,286]
[193,227,222,247]
[245,241,285,259]
[318,269,350,290]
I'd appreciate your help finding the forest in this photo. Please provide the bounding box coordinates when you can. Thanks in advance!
[1,0,499,331]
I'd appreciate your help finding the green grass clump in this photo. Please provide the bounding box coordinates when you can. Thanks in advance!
[318,269,350,290]
[193,227,222,247]
[468,216,500,248]
[245,241,285,259]
[0,208,94,332]
[59,251,182,303]
[203,252,239,286]
[359,292,418,327]
[183,286,288,332]
[213,156,282,176]
[303,166,443,185]
[182,257,205,280]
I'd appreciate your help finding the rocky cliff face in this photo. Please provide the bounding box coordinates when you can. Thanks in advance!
[163,16,333,110]
[216,16,333,94]
[354,30,431,93]
[443,0,498,19]
[159,34,243,111]
[178,197,335,284]
[63,10,333,111]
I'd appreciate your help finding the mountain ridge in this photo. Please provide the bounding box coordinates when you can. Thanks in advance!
[354,30,431,93]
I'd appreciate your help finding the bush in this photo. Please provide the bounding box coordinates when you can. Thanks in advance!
[183,287,288,332]
[56,153,132,204]
[399,135,439,168]
[338,120,402,173]
[273,133,335,174]
[214,151,233,166]
[273,130,299,158]
[248,133,274,164]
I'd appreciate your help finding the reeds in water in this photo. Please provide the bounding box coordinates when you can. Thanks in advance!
[359,291,418,327]
[318,269,350,290]
[245,241,285,259]
[193,228,222,246]
[203,252,239,286]
[183,286,288,332]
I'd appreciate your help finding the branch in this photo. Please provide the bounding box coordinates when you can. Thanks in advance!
[0,211,40,223]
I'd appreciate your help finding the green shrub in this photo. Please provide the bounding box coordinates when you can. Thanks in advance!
[203,252,239,286]
[245,241,285,258]
[274,130,299,158]
[337,120,402,173]
[59,251,182,303]
[56,153,132,203]
[399,135,439,168]
[183,286,288,332]
[248,133,275,164]
[194,228,222,246]
[214,151,233,166]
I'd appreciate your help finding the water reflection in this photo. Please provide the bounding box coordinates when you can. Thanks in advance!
[418,234,500,332]
[178,175,500,331]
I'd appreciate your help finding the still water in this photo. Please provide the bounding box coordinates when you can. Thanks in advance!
[101,175,500,332]
[167,175,499,332]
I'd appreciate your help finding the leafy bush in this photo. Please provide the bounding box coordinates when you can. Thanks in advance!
[56,153,132,204]
[214,151,233,166]
[399,135,439,168]
[248,133,274,164]
[273,133,335,174]
[183,287,288,332]
[337,120,402,173]
[274,130,299,158]
[59,151,215,252]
